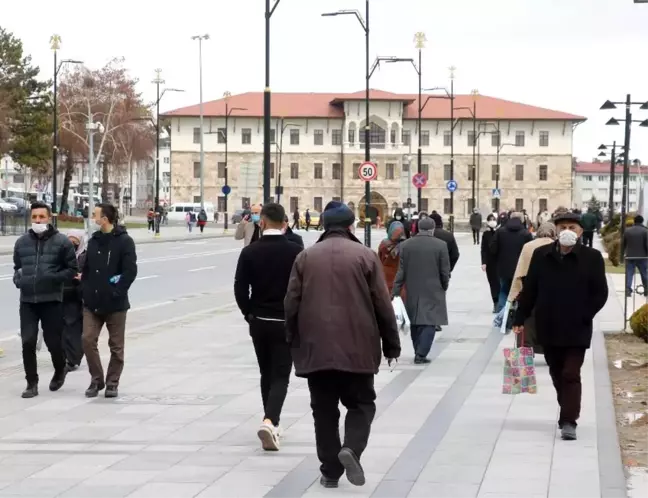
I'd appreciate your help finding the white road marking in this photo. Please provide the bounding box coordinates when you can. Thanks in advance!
[131,300,174,312]
[184,241,208,245]
[138,248,238,264]
[138,275,159,281]
[188,266,216,272]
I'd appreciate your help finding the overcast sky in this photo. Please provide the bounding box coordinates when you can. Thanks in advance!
[3,0,648,163]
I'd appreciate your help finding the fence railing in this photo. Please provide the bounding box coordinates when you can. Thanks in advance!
[0,210,29,236]
[624,256,648,331]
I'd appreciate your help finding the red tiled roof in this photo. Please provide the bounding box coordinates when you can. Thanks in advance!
[574,161,646,175]
[163,90,586,121]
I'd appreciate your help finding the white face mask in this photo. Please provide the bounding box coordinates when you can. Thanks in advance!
[31,223,48,234]
[395,215,402,220]
[487,220,497,228]
[558,229,578,247]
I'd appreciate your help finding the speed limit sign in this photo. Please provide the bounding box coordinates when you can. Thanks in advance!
[358,161,378,181]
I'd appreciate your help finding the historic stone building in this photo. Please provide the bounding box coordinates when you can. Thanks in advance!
[163,90,585,221]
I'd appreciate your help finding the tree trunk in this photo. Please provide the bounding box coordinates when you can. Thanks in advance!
[60,152,74,214]
[102,161,109,202]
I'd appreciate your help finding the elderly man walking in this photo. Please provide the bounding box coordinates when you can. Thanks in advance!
[392,217,451,364]
[285,201,401,489]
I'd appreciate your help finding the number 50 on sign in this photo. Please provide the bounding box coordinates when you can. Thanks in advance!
[358,161,378,181]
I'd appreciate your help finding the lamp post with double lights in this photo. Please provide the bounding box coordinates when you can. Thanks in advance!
[50,35,82,220]
[221,92,246,232]
[452,89,481,212]
[191,34,209,210]
[275,120,301,205]
[601,96,648,262]
[597,142,625,216]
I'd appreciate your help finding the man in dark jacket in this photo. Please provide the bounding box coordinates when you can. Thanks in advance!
[430,210,443,229]
[469,208,483,245]
[433,223,460,272]
[235,204,303,452]
[580,208,598,248]
[285,201,400,489]
[13,202,78,398]
[491,212,533,311]
[623,215,648,296]
[513,212,608,441]
[82,203,138,399]
[283,215,304,248]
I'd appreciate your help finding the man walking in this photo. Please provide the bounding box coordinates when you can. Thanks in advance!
[304,208,311,231]
[13,202,78,398]
[513,212,608,441]
[623,215,648,296]
[580,208,598,248]
[285,201,400,488]
[469,208,483,245]
[234,203,303,451]
[82,203,138,398]
[392,217,450,364]
[292,208,300,230]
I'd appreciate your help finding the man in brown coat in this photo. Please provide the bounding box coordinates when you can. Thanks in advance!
[284,201,401,489]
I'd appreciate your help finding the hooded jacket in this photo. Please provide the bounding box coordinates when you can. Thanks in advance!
[387,209,411,238]
[82,225,138,315]
[490,217,533,280]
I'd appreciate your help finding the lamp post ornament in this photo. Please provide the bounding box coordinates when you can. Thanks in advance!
[449,65,456,80]
[414,32,426,49]
[50,34,61,51]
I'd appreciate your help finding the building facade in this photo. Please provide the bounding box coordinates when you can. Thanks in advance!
[164,90,585,221]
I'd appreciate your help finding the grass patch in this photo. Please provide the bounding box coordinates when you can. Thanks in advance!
[605,258,625,274]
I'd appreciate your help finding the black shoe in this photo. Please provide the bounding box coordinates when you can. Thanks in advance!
[85,382,105,398]
[21,384,38,399]
[435,325,442,332]
[105,385,119,398]
[320,476,339,488]
[561,423,577,441]
[338,447,365,486]
[414,356,432,365]
[49,370,68,392]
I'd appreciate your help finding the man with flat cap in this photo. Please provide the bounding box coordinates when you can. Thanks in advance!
[513,211,608,441]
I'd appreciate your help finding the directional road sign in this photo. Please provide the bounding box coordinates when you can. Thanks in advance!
[446,180,458,192]
[412,173,427,188]
[222,185,231,195]
[358,161,378,181]
[492,188,501,199]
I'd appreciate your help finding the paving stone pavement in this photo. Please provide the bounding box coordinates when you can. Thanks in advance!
[0,236,627,498]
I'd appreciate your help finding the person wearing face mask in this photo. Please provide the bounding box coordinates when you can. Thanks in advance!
[234,203,303,451]
[513,212,608,441]
[480,214,500,312]
[235,203,263,246]
[12,201,78,398]
[387,208,410,239]
[62,229,87,372]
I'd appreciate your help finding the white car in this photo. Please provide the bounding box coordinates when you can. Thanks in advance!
[0,201,18,212]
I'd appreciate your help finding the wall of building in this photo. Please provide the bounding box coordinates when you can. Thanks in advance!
[574,172,648,212]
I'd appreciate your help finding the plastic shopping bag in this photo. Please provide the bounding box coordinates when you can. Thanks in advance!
[502,332,537,395]
[494,301,516,335]
[392,297,410,336]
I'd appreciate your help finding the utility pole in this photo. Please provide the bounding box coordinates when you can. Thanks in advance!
[153,69,163,237]
[191,34,209,210]
[415,32,425,211]
[449,66,455,232]
[264,0,282,203]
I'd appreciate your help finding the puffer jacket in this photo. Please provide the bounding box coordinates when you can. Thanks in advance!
[13,226,78,303]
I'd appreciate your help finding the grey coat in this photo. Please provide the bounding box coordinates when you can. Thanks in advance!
[392,232,451,326]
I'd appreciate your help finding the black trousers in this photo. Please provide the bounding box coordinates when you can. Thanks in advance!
[485,265,500,306]
[544,347,586,427]
[307,371,376,480]
[292,220,300,230]
[250,319,293,426]
[20,302,66,384]
[472,228,480,244]
[582,231,594,248]
[63,299,84,367]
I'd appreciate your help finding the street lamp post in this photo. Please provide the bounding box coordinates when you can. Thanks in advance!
[597,142,624,215]
[264,0,282,204]
[222,91,246,232]
[453,90,480,212]
[191,34,209,210]
[415,33,425,210]
[275,120,301,205]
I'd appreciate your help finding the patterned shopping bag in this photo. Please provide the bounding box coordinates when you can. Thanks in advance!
[502,332,537,395]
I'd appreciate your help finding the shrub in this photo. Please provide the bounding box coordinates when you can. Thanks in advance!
[55,213,84,223]
[629,304,648,343]
[607,234,621,266]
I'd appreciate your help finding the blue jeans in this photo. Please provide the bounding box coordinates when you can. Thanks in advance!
[626,259,648,294]
[411,325,437,359]
[497,278,513,312]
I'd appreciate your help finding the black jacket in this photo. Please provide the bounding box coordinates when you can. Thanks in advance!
[469,213,483,230]
[63,251,86,301]
[431,212,443,229]
[433,228,460,271]
[514,242,608,348]
[13,226,78,303]
[490,218,533,280]
[284,227,304,248]
[480,228,498,266]
[234,234,303,320]
[82,226,138,315]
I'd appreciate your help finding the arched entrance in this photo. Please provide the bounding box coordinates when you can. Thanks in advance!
[358,191,388,226]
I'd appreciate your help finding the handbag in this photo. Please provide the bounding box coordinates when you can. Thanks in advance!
[502,331,537,395]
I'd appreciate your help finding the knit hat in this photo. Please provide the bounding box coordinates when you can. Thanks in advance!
[418,217,436,231]
[322,201,355,229]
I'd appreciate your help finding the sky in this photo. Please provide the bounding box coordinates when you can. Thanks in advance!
[3,0,648,163]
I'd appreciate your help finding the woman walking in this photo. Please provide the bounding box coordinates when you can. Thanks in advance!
[480,214,500,312]
[63,229,87,371]
[378,221,406,295]
[197,209,208,233]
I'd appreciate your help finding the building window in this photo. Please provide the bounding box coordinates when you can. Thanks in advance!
[332,196,341,202]
[242,128,252,144]
[352,162,360,179]
[290,163,299,179]
[290,129,300,145]
[332,163,341,180]
[492,164,500,181]
[314,129,324,146]
[583,175,592,181]
[443,198,451,214]
[515,198,524,212]
[467,131,476,147]
[539,164,548,181]
[421,130,430,146]
[539,131,549,147]
[443,164,452,181]
[467,198,476,213]
[420,198,429,212]
[390,129,396,144]
[269,129,276,144]
[539,198,548,213]
[332,129,342,146]
[193,195,201,203]
[163,157,170,164]
[402,162,410,173]
[314,163,323,179]
[193,127,200,144]
[217,196,226,212]
[597,175,606,182]
[217,128,226,144]
[402,130,411,146]
[193,161,200,179]
[290,197,299,213]
[241,197,251,209]
[217,162,226,179]
[491,131,500,147]
[314,197,323,212]
[515,164,524,181]
[468,165,475,181]
[348,129,355,144]
[443,130,452,147]
[515,131,525,147]
[270,162,275,179]
[421,164,429,178]
[386,163,395,180]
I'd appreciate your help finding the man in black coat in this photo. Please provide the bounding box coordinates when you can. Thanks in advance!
[283,215,304,248]
[82,203,138,399]
[432,223,460,272]
[13,202,78,398]
[513,212,608,441]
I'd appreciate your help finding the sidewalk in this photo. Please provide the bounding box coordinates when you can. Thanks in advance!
[0,240,630,498]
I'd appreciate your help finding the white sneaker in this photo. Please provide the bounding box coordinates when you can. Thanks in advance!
[257,420,280,451]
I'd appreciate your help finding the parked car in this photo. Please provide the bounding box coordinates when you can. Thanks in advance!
[0,199,18,212]
[300,210,321,228]
[166,202,215,222]
[3,197,28,215]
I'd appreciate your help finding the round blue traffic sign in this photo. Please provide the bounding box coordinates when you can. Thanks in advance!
[446,180,458,192]
[222,185,231,195]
